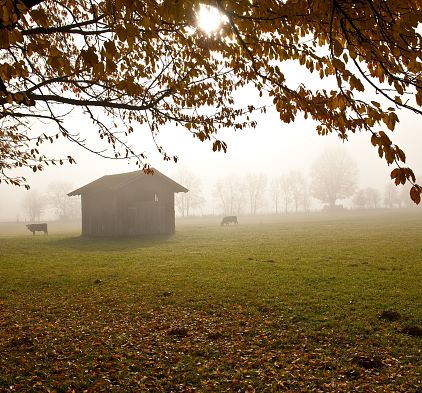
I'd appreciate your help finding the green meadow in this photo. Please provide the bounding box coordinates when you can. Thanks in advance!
[0,211,421,392]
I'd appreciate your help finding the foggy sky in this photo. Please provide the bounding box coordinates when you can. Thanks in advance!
[1,86,421,221]
[2,9,422,221]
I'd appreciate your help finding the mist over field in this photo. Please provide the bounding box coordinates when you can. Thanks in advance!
[1,100,421,224]
[1,44,422,222]
[1,210,422,391]
[2,1,422,391]
[0,68,420,393]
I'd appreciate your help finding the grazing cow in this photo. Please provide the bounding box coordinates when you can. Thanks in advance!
[220,216,238,226]
[26,223,48,235]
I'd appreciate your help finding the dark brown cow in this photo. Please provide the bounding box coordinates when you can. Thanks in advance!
[26,223,48,235]
[220,216,238,226]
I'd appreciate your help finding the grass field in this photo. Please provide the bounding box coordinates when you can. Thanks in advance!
[0,210,421,392]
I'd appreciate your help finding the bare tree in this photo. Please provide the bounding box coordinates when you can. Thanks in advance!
[301,182,311,213]
[352,189,367,209]
[269,178,281,214]
[174,169,204,217]
[22,190,46,222]
[48,181,80,221]
[311,147,358,208]
[279,175,292,214]
[270,174,305,214]
[352,187,380,209]
[384,184,400,208]
[365,188,381,209]
[289,171,308,213]
[245,173,267,215]
[215,176,245,216]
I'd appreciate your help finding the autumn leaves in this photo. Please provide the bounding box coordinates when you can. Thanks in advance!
[0,1,421,202]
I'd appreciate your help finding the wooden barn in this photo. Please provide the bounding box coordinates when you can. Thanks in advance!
[68,169,188,237]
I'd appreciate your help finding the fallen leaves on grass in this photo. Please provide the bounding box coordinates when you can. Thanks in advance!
[0,293,421,392]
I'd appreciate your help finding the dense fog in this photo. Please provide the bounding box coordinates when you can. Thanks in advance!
[1,97,421,222]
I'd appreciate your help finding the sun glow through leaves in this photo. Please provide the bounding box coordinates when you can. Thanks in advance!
[197,4,224,35]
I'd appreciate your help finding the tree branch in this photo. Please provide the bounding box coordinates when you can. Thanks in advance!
[1,89,173,111]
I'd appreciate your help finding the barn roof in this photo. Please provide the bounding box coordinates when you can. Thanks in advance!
[67,169,188,196]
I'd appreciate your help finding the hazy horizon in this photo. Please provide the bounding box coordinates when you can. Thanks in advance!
[1,87,421,222]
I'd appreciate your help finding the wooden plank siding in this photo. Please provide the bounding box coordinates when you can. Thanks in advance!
[71,170,186,237]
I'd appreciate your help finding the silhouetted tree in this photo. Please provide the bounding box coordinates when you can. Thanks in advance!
[352,187,380,209]
[48,181,79,220]
[311,148,358,208]
[364,187,381,209]
[289,171,308,213]
[245,173,266,215]
[280,175,292,214]
[269,178,281,214]
[215,176,245,216]
[174,168,204,217]
[352,189,367,209]
[384,184,400,208]
[301,182,311,213]
[22,190,45,221]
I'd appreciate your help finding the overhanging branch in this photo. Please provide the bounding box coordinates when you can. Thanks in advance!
[1,90,173,111]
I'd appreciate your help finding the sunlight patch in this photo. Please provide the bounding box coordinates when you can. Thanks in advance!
[197,4,224,35]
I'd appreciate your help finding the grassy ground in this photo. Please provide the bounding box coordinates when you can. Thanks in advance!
[0,210,421,392]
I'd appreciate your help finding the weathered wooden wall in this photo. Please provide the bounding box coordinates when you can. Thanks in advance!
[81,183,176,236]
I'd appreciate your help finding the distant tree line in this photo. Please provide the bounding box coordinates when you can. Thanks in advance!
[175,147,419,218]
[18,153,417,223]
[21,181,80,222]
[352,184,416,210]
